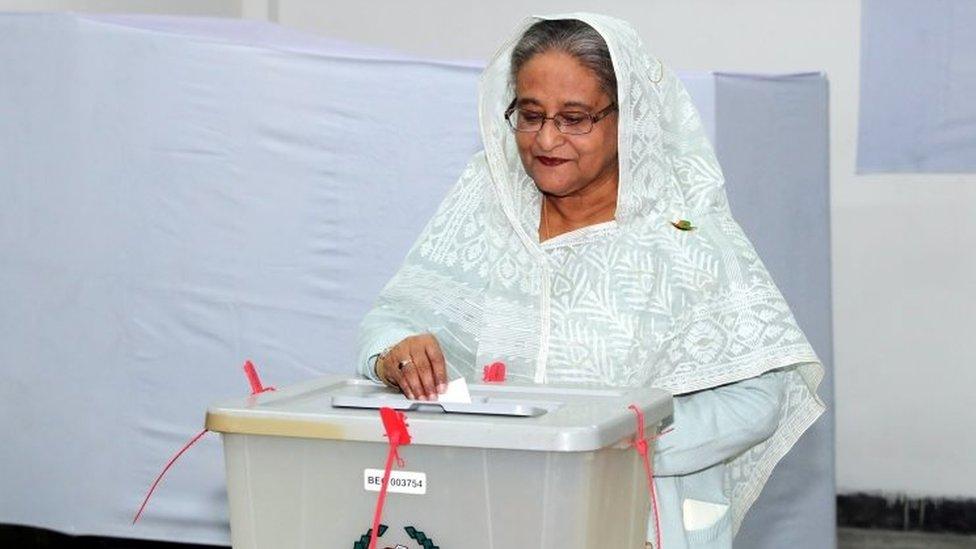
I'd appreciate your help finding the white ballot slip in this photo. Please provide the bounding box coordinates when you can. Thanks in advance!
[437,377,472,404]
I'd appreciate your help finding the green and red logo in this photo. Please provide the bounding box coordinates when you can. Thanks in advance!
[352,524,439,549]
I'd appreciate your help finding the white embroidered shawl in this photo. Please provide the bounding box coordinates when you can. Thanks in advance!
[358,12,826,534]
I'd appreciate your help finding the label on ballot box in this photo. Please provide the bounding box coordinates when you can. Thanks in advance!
[364,468,427,495]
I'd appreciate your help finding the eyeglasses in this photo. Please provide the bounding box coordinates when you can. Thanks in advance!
[504,99,617,135]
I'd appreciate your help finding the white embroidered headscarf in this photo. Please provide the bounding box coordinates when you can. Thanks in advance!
[359,12,826,533]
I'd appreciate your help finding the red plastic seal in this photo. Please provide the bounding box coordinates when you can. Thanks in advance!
[482,361,507,382]
[243,359,276,395]
[369,407,412,549]
[379,407,412,448]
[629,404,673,549]
[133,360,277,525]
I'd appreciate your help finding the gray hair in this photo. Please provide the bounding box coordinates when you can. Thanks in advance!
[509,19,617,103]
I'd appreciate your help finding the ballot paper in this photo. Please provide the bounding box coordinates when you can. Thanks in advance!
[437,377,472,404]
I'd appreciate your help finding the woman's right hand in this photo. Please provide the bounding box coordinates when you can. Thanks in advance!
[375,333,448,401]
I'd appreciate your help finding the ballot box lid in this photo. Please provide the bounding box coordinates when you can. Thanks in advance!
[206,374,673,452]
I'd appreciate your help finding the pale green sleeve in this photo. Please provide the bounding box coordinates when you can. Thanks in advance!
[356,303,418,383]
[653,369,787,477]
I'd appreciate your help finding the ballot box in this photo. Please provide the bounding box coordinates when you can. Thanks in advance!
[206,374,672,549]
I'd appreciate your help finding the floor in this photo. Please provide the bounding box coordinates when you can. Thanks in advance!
[5,525,976,547]
[839,527,976,548]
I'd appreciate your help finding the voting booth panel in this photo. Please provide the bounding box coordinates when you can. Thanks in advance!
[714,72,835,549]
[0,13,833,549]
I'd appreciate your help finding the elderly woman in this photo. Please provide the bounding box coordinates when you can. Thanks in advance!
[357,13,825,548]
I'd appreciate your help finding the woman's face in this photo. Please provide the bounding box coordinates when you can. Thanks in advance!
[513,50,619,198]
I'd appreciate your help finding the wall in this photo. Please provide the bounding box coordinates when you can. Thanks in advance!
[1,0,238,16]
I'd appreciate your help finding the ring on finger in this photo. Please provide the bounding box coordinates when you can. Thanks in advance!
[397,358,413,370]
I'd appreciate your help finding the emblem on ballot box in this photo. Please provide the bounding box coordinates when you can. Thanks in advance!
[352,524,440,549]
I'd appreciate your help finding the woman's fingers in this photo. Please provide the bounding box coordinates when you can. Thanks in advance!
[409,344,438,400]
[381,348,412,397]
[379,354,402,391]
[382,334,450,400]
[424,335,448,393]
[398,355,425,400]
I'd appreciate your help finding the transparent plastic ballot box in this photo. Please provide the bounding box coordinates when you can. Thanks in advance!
[206,374,673,549]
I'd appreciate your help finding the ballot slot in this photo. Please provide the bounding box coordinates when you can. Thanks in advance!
[326,378,576,417]
[248,378,626,420]
[330,394,558,417]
